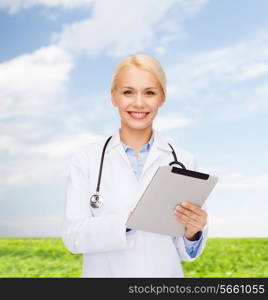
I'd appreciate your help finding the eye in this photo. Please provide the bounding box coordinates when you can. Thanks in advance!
[123,90,132,95]
[146,91,156,95]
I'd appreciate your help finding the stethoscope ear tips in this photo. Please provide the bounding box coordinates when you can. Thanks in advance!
[90,194,103,208]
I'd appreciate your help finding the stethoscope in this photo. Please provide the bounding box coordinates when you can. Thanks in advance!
[90,135,186,208]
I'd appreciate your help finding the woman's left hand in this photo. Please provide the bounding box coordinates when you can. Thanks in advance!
[174,202,207,240]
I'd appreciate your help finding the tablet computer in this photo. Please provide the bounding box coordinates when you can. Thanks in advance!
[126,165,218,237]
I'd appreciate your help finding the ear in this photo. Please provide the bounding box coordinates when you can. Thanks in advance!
[159,95,166,107]
[111,92,117,107]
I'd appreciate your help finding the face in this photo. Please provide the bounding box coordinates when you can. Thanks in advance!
[111,66,165,131]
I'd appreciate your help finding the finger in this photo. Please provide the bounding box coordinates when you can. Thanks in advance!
[175,214,205,234]
[181,214,200,228]
[175,216,187,226]
[174,212,187,225]
[181,202,205,217]
[179,209,207,226]
[175,206,200,222]
[175,209,207,227]
[175,213,200,228]
[175,210,206,228]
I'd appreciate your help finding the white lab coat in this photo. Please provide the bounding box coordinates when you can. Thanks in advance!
[62,128,208,277]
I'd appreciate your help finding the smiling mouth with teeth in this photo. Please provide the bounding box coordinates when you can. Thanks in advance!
[127,111,150,120]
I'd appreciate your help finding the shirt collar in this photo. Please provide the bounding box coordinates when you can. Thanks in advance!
[121,131,155,153]
[105,127,172,154]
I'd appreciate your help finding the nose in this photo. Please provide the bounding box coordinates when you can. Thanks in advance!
[133,92,144,107]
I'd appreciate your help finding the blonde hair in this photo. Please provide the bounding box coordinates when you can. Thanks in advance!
[110,54,166,97]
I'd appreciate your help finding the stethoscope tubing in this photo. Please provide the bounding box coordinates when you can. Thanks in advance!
[90,135,186,208]
[95,136,113,194]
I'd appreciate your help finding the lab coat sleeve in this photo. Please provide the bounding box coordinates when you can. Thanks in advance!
[173,222,208,262]
[62,148,133,255]
[172,151,209,261]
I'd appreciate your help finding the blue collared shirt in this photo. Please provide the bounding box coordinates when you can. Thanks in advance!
[122,132,155,181]
[121,132,203,258]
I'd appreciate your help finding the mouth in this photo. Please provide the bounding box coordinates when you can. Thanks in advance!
[127,111,150,120]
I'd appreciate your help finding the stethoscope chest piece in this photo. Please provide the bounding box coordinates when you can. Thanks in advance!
[90,193,103,208]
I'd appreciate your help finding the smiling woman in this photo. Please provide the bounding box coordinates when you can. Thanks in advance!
[110,55,166,149]
[62,54,209,278]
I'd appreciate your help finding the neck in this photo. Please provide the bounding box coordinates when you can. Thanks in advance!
[119,125,153,153]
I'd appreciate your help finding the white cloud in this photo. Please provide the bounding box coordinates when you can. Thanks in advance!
[0,120,48,140]
[0,157,67,187]
[197,165,268,191]
[208,213,268,237]
[0,0,94,14]
[153,46,167,56]
[218,172,268,190]
[204,170,268,237]
[154,114,193,131]
[167,31,268,115]
[0,215,63,237]
[0,43,107,190]
[247,82,268,113]
[0,45,73,119]
[239,63,268,79]
[0,132,103,187]
[55,0,208,57]
[28,132,102,157]
[0,132,102,157]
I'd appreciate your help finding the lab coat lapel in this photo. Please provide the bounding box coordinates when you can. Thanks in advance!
[105,128,134,171]
[105,127,172,180]
[141,139,161,177]
[141,129,172,178]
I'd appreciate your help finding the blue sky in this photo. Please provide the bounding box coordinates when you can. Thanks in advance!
[0,0,267,237]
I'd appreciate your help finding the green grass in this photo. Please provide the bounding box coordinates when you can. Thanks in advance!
[0,238,267,278]
[181,238,268,278]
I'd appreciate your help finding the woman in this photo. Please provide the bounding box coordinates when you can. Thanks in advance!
[62,54,208,277]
